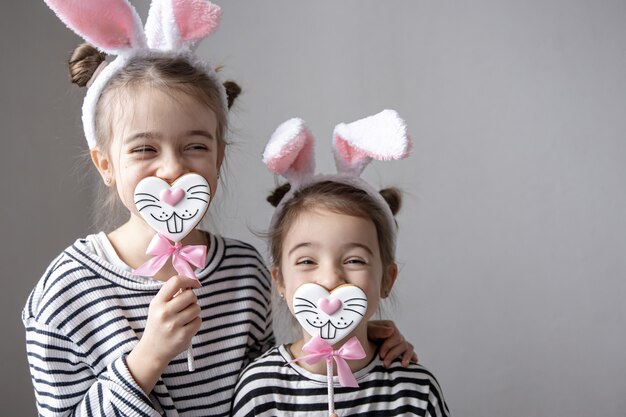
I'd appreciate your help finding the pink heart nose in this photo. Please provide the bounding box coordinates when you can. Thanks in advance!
[160,188,185,206]
[318,298,342,315]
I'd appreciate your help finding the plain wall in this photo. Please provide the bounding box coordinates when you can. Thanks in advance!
[2,1,625,416]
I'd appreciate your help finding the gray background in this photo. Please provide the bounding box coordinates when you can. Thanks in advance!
[2,1,625,416]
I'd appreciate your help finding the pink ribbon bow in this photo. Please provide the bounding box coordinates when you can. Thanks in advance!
[290,336,366,387]
[133,233,206,280]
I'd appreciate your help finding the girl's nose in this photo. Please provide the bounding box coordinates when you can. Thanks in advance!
[157,154,188,184]
[319,265,345,290]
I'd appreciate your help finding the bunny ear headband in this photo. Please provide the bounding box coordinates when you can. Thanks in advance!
[43,0,225,149]
[263,109,412,256]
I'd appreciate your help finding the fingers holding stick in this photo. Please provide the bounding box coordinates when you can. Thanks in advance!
[163,275,202,372]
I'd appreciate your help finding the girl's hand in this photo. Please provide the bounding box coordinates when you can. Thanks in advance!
[127,275,202,394]
[143,275,202,364]
[367,320,418,368]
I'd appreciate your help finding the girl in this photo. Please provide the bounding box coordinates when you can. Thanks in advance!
[231,113,450,416]
[23,1,415,416]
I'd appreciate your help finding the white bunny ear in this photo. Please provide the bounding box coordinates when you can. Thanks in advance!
[333,109,411,177]
[144,0,166,49]
[44,0,146,54]
[146,0,221,51]
[263,118,315,187]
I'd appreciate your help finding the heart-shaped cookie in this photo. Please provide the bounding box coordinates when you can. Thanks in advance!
[134,173,211,242]
[293,283,368,345]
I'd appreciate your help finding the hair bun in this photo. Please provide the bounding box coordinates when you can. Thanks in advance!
[379,187,402,216]
[267,183,291,207]
[68,43,106,88]
[223,80,241,109]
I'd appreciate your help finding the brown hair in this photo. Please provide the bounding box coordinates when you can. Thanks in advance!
[267,181,402,286]
[69,44,106,87]
[68,43,240,150]
[69,43,241,230]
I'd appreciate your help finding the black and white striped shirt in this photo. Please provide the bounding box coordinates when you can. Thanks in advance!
[23,233,274,417]
[232,345,450,417]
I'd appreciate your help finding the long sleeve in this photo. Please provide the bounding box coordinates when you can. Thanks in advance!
[242,252,275,366]
[24,317,160,417]
[24,235,275,416]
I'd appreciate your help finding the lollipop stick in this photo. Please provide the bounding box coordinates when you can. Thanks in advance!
[327,358,335,417]
[184,286,195,372]
[187,345,195,372]
[174,287,196,372]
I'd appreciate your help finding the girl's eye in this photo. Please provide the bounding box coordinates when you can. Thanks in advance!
[186,143,209,151]
[345,257,366,265]
[130,145,156,154]
[296,258,315,266]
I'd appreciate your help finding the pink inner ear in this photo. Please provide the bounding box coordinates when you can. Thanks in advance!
[289,139,313,174]
[172,0,221,41]
[265,133,313,176]
[45,0,137,50]
[335,136,370,168]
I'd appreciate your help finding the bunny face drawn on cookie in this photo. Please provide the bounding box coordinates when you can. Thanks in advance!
[134,173,210,242]
[293,283,368,345]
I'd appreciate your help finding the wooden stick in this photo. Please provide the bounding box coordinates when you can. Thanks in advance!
[187,345,195,372]
[327,358,335,417]
[174,287,196,372]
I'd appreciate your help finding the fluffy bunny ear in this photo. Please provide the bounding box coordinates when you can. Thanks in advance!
[263,118,315,187]
[146,0,221,51]
[43,0,146,54]
[333,109,411,177]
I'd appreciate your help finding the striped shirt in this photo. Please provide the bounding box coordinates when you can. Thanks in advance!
[232,345,450,417]
[23,233,274,417]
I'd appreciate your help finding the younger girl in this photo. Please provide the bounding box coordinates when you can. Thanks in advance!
[23,1,415,416]
[232,112,450,416]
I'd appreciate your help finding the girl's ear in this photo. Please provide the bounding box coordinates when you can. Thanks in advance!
[90,147,115,186]
[381,263,398,298]
[216,140,226,174]
[271,266,285,295]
